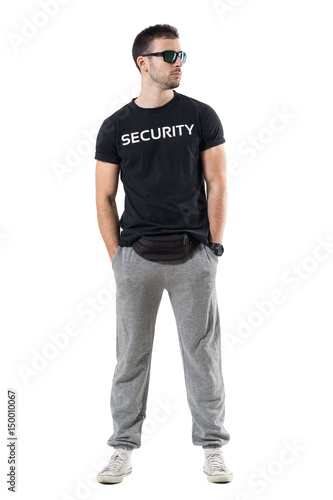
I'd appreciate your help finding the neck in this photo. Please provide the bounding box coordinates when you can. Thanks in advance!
[134,83,175,108]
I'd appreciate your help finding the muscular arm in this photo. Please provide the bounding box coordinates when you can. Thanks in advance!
[95,160,120,261]
[201,144,228,244]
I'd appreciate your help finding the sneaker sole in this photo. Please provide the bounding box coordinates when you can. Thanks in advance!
[204,469,233,483]
[97,468,132,484]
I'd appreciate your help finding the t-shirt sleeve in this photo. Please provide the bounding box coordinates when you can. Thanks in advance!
[94,117,121,164]
[199,105,225,152]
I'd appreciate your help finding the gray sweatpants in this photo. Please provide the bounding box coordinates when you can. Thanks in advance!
[108,242,230,450]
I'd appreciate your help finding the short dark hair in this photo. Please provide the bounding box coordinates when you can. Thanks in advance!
[132,24,179,72]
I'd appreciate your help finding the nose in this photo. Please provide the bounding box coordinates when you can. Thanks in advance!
[174,55,183,67]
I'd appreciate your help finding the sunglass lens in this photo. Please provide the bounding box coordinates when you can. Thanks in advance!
[164,51,177,63]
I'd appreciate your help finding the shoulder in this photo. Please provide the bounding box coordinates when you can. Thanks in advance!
[99,102,132,130]
[177,92,218,115]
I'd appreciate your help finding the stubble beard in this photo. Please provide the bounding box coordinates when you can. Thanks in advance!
[149,63,181,90]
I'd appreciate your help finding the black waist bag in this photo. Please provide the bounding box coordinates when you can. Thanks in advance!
[132,233,199,261]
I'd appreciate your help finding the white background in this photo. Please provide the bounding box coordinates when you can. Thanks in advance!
[1,0,333,499]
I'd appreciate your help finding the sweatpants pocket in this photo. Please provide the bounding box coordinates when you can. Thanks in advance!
[204,244,219,263]
[112,246,121,268]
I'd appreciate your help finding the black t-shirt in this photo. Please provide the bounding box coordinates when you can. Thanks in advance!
[94,91,225,246]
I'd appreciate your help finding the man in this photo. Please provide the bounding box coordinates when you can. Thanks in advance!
[94,24,232,484]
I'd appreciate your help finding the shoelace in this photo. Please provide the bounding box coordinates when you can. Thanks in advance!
[101,452,128,473]
[206,450,227,472]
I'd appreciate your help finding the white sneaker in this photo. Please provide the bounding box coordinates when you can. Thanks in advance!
[203,448,233,483]
[97,449,132,484]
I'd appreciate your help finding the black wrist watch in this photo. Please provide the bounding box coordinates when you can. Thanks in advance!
[208,242,224,256]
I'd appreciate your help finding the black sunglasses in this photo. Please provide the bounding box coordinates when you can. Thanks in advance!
[140,50,187,64]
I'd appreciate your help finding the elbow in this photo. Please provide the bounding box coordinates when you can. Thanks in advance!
[96,194,116,209]
[207,180,228,199]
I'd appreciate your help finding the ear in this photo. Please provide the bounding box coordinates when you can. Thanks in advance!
[137,56,148,73]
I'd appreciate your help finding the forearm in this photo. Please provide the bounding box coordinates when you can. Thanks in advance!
[96,199,120,259]
[206,184,228,244]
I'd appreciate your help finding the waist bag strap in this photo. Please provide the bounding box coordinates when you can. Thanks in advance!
[132,233,199,261]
